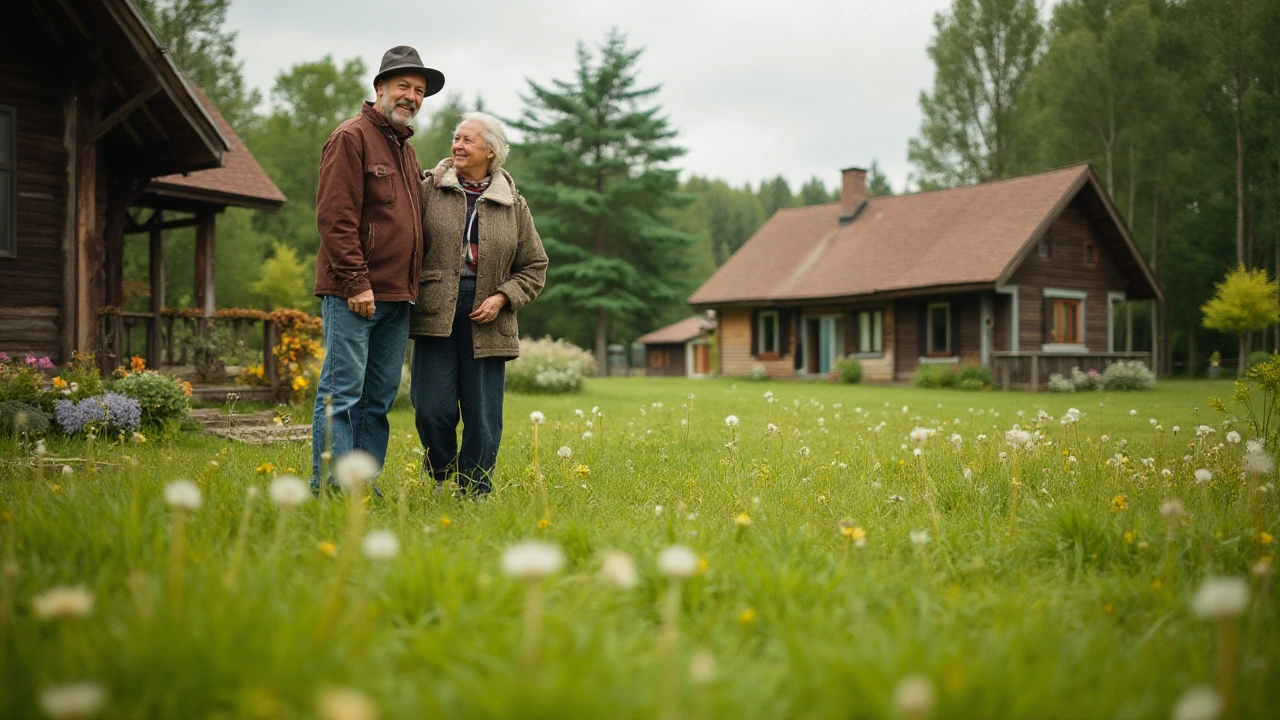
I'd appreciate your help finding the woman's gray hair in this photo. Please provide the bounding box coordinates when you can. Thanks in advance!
[457,111,510,171]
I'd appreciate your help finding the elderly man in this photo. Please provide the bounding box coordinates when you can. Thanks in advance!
[311,46,445,493]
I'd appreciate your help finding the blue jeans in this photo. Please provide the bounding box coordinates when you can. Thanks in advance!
[311,296,410,487]
[410,278,506,495]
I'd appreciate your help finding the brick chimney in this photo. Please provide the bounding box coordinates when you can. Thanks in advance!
[840,166,868,223]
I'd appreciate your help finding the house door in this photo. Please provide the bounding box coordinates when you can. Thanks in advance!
[804,315,843,375]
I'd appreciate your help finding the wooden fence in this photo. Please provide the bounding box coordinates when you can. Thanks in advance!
[990,351,1152,391]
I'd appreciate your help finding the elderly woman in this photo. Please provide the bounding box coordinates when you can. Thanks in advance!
[410,112,548,495]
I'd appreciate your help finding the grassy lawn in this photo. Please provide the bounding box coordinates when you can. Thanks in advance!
[2,377,1276,718]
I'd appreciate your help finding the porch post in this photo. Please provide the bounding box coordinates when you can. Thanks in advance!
[1029,354,1039,392]
[980,293,993,367]
[147,215,164,365]
[1150,301,1159,377]
[194,211,217,316]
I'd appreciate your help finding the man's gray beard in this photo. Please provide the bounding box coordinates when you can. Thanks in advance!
[377,98,416,129]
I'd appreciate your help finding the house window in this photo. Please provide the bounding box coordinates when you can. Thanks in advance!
[926,302,951,356]
[1083,240,1098,265]
[757,310,779,355]
[856,309,883,353]
[1048,298,1081,344]
[0,105,15,259]
[1038,237,1051,259]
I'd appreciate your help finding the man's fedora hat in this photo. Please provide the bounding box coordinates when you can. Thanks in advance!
[373,46,445,96]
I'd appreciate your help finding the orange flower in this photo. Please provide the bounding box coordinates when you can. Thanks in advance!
[52,377,68,390]
[181,381,192,397]
[130,356,146,372]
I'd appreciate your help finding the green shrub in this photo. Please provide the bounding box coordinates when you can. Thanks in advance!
[54,353,104,403]
[748,365,769,381]
[912,363,954,389]
[112,370,190,426]
[833,356,862,384]
[1070,367,1103,391]
[1100,360,1155,391]
[0,400,51,437]
[1047,373,1075,392]
[1247,350,1274,371]
[954,363,992,390]
[0,358,46,405]
[506,337,595,394]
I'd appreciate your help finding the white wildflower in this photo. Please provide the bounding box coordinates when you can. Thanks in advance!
[268,475,310,507]
[1194,469,1213,484]
[38,682,107,720]
[893,674,935,720]
[1171,685,1222,720]
[361,530,400,562]
[1243,448,1275,476]
[1226,430,1241,444]
[657,545,699,579]
[600,550,638,590]
[689,649,716,684]
[501,541,565,581]
[164,479,202,511]
[556,446,572,459]
[1160,499,1185,519]
[333,450,379,490]
[909,427,931,442]
[1191,576,1250,621]
[910,530,930,546]
[724,415,739,427]
[32,586,94,620]
[529,410,545,424]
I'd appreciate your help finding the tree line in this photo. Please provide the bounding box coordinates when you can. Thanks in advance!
[908,0,1280,373]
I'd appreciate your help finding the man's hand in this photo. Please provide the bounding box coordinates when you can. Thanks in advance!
[469,292,508,324]
[347,289,375,319]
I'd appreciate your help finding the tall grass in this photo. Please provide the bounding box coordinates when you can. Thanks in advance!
[1,378,1275,718]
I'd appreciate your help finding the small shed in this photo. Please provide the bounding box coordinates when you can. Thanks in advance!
[638,315,715,377]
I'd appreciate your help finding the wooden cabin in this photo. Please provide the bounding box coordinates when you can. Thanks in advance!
[638,315,714,377]
[0,0,284,371]
[689,165,1162,389]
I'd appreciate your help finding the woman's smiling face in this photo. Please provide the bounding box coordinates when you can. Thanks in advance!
[452,120,495,179]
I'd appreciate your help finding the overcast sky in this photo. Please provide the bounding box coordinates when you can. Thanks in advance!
[225,0,954,194]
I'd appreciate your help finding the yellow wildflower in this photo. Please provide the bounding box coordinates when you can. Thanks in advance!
[574,464,590,477]
[51,484,62,493]
[1257,531,1274,546]
[318,541,337,557]
[440,516,452,529]
[696,556,710,574]
[1124,530,1137,544]
[840,524,867,541]
[291,376,309,392]
[256,462,275,475]
[537,518,552,530]
[735,513,752,527]
[1111,494,1128,511]
[738,608,757,624]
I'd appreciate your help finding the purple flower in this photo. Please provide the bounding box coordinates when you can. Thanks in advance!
[36,357,54,370]
[0,352,10,363]
[54,393,142,435]
[24,355,36,366]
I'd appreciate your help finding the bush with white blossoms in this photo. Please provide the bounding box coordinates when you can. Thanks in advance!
[505,337,595,394]
[1101,360,1155,391]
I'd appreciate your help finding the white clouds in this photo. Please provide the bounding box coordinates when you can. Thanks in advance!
[226,0,953,191]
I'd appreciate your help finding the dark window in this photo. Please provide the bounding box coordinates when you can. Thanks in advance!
[757,310,779,355]
[1038,237,1051,259]
[926,302,951,355]
[1083,240,1098,265]
[1049,298,1081,344]
[856,309,883,353]
[0,105,15,258]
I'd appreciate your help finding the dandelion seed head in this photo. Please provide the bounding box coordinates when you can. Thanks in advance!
[269,476,310,507]
[38,681,107,720]
[361,530,400,562]
[1171,685,1222,720]
[1191,576,1250,621]
[1194,469,1213,484]
[893,674,935,720]
[333,451,379,489]
[600,550,638,590]
[318,687,377,720]
[1160,499,1185,519]
[32,586,94,621]
[724,415,739,427]
[556,446,572,459]
[164,479,202,511]
[501,541,565,580]
[657,545,699,579]
[910,530,930,546]
[529,410,545,424]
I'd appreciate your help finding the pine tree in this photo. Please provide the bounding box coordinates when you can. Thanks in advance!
[510,30,695,374]
[867,160,894,197]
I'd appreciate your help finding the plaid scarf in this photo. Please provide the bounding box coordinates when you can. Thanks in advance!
[460,176,490,277]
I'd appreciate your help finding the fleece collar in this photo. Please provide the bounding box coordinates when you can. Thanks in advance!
[434,158,515,206]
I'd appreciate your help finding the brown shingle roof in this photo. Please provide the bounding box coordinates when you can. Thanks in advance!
[145,88,286,210]
[689,164,1160,306]
[638,316,715,345]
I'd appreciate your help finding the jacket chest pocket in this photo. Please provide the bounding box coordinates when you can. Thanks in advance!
[366,163,397,205]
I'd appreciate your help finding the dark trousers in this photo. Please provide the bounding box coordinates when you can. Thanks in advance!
[410,279,506,494]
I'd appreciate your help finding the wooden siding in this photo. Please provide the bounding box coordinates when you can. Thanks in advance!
[0,6,68,360]
[1006,202,1128,353]
[719,307,795,378]
[645,343,686,377]
[893,294,983,381]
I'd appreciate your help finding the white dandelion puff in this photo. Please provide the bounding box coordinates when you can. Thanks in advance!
[268,475,310,507]
[1191,576,1250,621]
[501,541,565,580]
[164,479,202,511]
[32,586,94,621]
[361,530,400,562]
[657,545,699,579]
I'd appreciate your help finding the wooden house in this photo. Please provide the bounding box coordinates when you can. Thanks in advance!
[689,164,1162,388]
[0,0,284,370]
[637,315,715,377]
